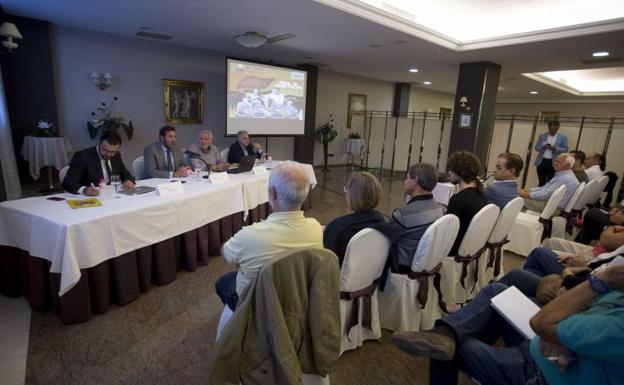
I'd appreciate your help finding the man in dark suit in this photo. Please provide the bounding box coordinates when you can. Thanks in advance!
[62,130,135,196]
[143,125,192,179]
[227,130,263,164]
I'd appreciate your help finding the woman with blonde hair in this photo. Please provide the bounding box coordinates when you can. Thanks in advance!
[323,171,386,265]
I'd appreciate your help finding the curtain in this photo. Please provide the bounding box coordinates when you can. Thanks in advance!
[0,66,22,200]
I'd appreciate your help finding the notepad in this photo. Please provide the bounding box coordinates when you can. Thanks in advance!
[66,198,102,209]
[491,285,540,340]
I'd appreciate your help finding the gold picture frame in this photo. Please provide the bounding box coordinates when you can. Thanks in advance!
[439,107,452,120]
[163,79,204,124]
[347,93,367,129]
[538,111,560,125]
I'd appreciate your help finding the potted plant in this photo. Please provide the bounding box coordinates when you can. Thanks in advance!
[315,114,338,172]
[87,97,134,140]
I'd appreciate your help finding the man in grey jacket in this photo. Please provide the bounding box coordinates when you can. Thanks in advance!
[143,125,192,179]
[374,163,444,273]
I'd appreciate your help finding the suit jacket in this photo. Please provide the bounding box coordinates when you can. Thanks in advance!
[227,142,260,164]
[210,248,341,385]
[534,132,568,166]
[143,141,188,179]
[61,146,134,194]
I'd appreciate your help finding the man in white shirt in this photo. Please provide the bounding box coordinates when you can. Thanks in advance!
[584,152,606,181]
[215,161,322,310]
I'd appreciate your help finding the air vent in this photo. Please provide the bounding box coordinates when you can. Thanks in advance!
[136,31,173,40]
[300,61,329,67]
[580,57,622,65]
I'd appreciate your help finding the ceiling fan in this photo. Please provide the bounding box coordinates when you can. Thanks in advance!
[234,31,296,48]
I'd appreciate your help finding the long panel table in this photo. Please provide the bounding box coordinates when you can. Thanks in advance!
[0,164,316,324]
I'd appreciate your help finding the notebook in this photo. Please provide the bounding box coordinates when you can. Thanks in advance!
[490,285,540,340]
[117,186,156,196]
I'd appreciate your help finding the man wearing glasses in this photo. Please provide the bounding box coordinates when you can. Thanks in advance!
[61,130,135,196]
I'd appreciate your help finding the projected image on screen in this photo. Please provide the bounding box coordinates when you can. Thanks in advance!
[227,59,307,136]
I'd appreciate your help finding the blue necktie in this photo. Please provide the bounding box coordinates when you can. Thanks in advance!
[166,149,173,171]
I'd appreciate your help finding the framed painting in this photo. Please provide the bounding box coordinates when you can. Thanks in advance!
[439,107,452,120]
[163,79,204,124]
[538,111,561,125]
[347,93,367,129]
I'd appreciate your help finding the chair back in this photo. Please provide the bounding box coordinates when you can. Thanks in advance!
[457,204,500,257]
[592,176,609,205]
[572,179,598,211]
[341,228,391,291]
[132,156,144,180]
[220,148,229,162]
[411,214,459,272]
[563,182,585,213]
[488,197,524,244]
[58,165,69,183]
[540,185,566,219]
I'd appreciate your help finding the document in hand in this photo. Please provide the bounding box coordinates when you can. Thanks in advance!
[490,285,541,340]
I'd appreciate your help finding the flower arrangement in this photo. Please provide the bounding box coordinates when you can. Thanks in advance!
[347,132,361,139]
[87,97,134,140]
[315,115,338,172]
[32,120,57,137]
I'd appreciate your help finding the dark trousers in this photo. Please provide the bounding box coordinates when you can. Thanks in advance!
[536,159,555,187]
[523,247,565,277]
[215,271,239,311]
[575,208,612,245]
[429,283,543,385]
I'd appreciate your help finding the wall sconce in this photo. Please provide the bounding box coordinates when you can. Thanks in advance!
[91,72,112,90]
[459,96,468,108]
[0,22,23,52]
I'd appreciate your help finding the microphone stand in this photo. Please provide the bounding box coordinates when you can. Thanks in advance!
[188,154,211,177]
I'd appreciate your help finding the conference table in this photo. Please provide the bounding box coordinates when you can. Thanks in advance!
[0,163,316,324]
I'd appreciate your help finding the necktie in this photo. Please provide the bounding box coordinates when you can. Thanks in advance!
[104,160,112,184]
[166,149,173,171]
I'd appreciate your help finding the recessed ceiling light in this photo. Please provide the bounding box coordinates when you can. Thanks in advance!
[530,91,539,95]
[409,68,419,73]
[592,51,610,57]
[369,44,381,48]
[423,81,431,85]
[302,56,314,60]
[393,40,407,45]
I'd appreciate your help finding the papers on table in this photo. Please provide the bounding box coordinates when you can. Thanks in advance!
[491,285,540,340]
[66,198,102,209]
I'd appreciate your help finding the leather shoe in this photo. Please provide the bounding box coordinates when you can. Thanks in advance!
[391,331,455,361]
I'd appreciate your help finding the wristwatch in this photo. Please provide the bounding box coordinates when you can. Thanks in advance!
[588,274,610,295]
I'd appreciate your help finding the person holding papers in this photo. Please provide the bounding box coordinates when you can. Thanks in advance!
[62,130,135,196]
[143,125,192,178]
[227,130,262,164]
[390,262,624,385]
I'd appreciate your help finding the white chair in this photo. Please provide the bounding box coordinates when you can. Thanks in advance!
[378,215,459,332]
[132,156,144,180]
[441,204,500,305]
[551,182,585,239]
[339,228,390,354]
[591,175,609,207]
[479,197,524,285]
[220,148,229,163]
[58,165,69,184]
[506,185,567,256]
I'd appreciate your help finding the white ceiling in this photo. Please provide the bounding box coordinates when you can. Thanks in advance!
[3,0,624,102]
[524,67,624,95]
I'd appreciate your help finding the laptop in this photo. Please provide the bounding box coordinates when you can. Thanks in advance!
[227,155,256,174]
[117,185,156,196]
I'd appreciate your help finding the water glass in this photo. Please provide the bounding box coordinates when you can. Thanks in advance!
[110,174,121,192]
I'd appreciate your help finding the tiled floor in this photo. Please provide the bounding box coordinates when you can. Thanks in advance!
[2,166,526,385]
[0,297,30,385]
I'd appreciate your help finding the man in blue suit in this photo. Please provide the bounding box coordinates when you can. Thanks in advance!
[534,120,568,186]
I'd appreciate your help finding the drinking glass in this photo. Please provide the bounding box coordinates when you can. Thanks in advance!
[110,174,121,192]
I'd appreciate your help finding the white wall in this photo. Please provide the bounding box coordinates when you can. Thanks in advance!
[410,86,454,113]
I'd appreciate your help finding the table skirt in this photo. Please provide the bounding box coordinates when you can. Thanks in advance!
[0,202,273,324]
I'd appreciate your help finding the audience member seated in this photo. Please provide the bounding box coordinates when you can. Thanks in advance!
[373,163,444,273]
[518,153,579,213]
[485,152,524,209]
[446,151,488,256]
[584,151,605,181]
[215,161,322,311]
[323,171,385,265]
[143,125,192,178]
[575,203,624,244]
[390,263,624,385]
[227,130,262,164]
[524,226,624,277]
[187,129,229,172]
[569,150,588,183]
[62,130,135,196]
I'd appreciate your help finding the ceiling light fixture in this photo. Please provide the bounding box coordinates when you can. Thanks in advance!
[592,51,610,57]
[423,81,431,85]
[529,91,538,95]
[409,68,419,73]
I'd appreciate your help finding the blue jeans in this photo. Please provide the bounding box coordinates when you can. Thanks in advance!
[215,271,239,311]
[430,283,543,385]
[523,247,564,277]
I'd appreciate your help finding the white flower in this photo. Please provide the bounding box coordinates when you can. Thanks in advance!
[37,120,53,129]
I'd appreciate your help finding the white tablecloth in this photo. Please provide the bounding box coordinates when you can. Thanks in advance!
[342,138,366,160]
[21,136,73,180]
[0,163,317,296]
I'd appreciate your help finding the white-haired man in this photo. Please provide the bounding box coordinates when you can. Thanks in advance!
[519,153,579,213]
[215,161,322,310]
[187,129,229,172]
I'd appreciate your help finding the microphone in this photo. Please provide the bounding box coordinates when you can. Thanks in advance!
[184,149,202,158]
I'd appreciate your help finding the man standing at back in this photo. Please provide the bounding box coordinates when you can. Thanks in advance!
[143,125,192,178]
[215,161,322,310]
[534,120,568,186]
[485,152,523,209]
